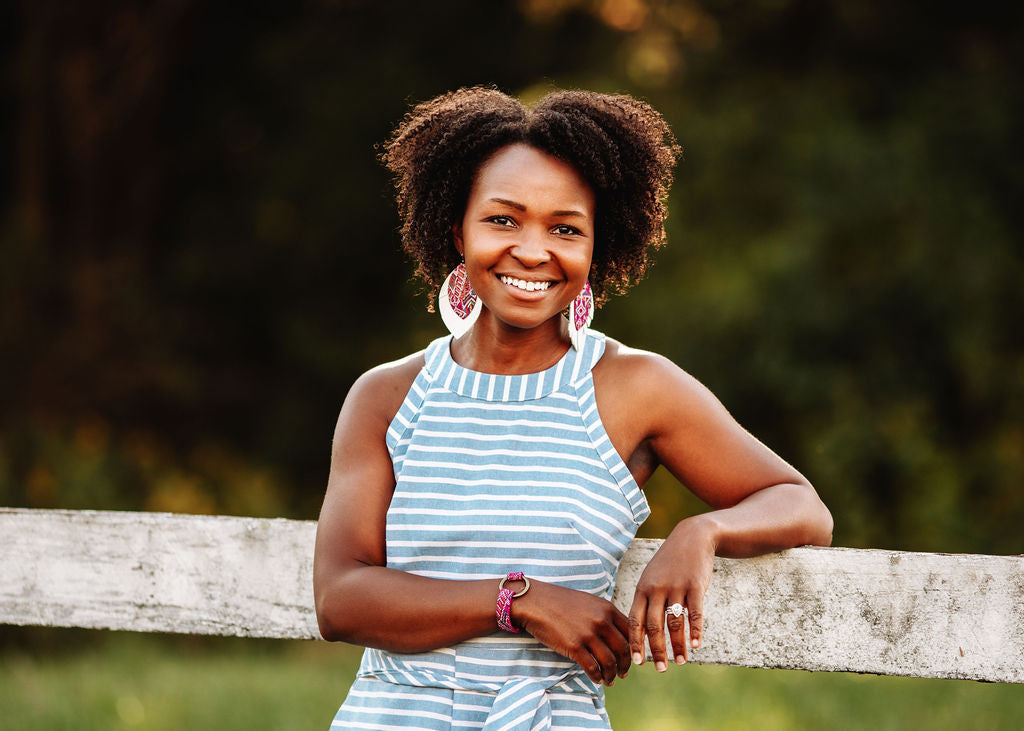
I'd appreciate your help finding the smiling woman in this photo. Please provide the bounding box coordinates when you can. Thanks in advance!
[312,87,833,730]
[453,144,595,361]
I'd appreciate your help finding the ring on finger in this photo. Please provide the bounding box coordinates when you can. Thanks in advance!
[666,603,686,618]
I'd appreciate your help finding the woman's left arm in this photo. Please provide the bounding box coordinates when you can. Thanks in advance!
[603,349,833,671]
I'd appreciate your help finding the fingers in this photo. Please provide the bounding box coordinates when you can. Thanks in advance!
[555,602,631,686]
[573,646,604,685]
[629,591,673,672]
[589,609,631,684]
[630,591,705,670]
[574,624,628,686]
[526,585,636,685]
[665,600,688,664]
[627,593,647,667]
[586,640,619,686]
[611,610,632,678]
[643,596,670,672]
[686,588,704,652]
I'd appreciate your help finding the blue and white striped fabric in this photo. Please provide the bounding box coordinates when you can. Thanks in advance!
[332,330,650,730]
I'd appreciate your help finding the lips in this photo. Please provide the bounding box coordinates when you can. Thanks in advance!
[499,274,553,292]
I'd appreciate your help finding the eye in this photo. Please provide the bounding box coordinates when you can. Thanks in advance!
[487,215,516,227]
[552,224,582,236]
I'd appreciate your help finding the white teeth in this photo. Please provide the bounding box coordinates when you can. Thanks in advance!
[500,275,551,292]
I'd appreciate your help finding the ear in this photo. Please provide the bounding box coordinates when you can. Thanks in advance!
[452,223,465,257]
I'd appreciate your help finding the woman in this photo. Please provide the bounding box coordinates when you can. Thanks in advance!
[314,87,833,730]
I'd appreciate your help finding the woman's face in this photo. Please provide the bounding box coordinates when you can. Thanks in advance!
[454,143,595,335]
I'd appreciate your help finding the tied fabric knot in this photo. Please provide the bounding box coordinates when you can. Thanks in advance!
[358,648,603,727]
[483,676,551,731]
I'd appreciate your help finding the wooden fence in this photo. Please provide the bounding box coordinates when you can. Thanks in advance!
[1,507,1021,683]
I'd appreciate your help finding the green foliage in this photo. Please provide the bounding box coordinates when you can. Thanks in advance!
[0,422,286,518]
[2,1,1022,553]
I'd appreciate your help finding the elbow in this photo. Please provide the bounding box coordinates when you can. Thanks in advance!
[316,607,345,643]
[315,591,345,642]
[316,594,364,643]
[807,495,834,547]
[788,480,833,548]
[314,577,360,643]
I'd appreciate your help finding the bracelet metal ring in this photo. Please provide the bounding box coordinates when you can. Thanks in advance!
[498,574,531,598]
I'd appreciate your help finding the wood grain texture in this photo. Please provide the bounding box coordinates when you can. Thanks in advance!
[2,508,1021,682]
[0,508,320,639]
[612,540,1024,683]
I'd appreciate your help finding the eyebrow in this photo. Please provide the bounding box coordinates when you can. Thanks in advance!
[488,197,526,211]
[487,198,588,218]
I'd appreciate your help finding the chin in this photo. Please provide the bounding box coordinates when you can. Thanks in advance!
[496,314,564,333]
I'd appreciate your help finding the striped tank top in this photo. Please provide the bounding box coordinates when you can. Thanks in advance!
[331,330,650,730]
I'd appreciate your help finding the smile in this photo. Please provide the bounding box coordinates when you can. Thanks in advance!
[499,275,553,292]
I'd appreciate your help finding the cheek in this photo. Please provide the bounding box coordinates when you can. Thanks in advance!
[573,247,595,280]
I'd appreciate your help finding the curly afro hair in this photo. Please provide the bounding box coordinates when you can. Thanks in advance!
[382,86,681,308]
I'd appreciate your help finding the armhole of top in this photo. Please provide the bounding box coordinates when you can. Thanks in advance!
[574,334,652,526]
[384,337,447,461]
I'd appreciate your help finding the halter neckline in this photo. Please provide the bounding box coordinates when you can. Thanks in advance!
[423,330,606,402]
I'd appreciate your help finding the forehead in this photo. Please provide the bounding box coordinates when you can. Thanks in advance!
[469,143,595,213]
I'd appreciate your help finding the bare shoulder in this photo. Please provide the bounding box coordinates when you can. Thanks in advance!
[352,350,426,405]
[334,349,426,441]
[599,336,675,376]
[598,337,706,398]
[595,336,729,429]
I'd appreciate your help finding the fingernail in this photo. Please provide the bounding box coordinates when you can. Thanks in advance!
[656,661,667,672]
[691,639,700,649]
[632,652,643,665]
[675,654,685,665]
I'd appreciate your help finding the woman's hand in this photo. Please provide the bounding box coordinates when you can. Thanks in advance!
[628,516,717,670]
[514,580,632,686]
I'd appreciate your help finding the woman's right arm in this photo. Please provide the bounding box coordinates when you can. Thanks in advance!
[312,360,631,684]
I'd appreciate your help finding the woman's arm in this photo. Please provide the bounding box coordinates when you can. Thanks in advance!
[595,346,832,670]
[312,358,631,685]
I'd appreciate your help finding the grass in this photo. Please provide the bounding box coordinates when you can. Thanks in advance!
[1,630,1021,730]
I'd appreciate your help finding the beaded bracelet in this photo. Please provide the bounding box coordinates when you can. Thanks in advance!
[496,571,530,633]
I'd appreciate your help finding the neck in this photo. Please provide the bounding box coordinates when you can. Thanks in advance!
[451,311,571,375]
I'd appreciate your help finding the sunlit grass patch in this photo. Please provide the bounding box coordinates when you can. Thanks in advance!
[1,631,1021,730]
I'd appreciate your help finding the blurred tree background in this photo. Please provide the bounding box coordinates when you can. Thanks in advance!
[1,0,1022,556]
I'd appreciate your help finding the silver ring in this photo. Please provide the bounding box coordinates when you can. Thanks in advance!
[666,603,686,618]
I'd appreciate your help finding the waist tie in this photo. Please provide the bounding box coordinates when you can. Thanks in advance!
[360,649,598,730]
[484,676,555,731]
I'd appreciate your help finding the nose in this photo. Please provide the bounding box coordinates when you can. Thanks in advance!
[509,227,551,268]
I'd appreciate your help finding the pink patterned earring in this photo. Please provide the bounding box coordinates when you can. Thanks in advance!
[439,263,480,338]
[565,280,594,351]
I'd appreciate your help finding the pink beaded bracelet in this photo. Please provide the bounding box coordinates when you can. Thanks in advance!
[496,571,530,633]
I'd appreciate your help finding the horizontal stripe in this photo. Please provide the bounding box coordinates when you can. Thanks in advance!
[403,445,611,470]
[332,723,442,731]
[408,429,600,449]
[340,705,452,721]
[343,332,626,729]
[346,689,453,707]
[388,555,600,567]
[416,414,589,432]
[551,709,604,720]
[392,475,636,522]
[386,509,629,559]
[386,523,576,535]
[406,568,609,582]
[454,656,574,669]
[419,399,581,417]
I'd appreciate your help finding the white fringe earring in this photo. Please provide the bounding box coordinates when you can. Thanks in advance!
[565,281,594,351]
[439,263,480,338]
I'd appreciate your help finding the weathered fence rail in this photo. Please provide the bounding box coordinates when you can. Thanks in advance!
[1,507,1021,683]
